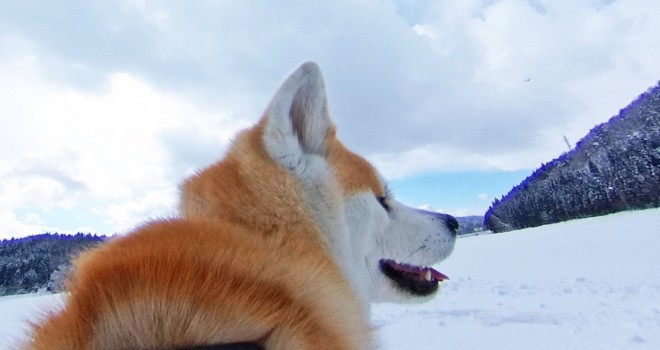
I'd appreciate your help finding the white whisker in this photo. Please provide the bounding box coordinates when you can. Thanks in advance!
[402,245,425,263]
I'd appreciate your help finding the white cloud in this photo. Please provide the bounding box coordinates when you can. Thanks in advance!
[367,0,659,171]
[417,204,434,211]
[97,188,178,234]
[371,143,552,179]
[0,0,659,236]
[0,212,60,240]
[0,39,247,236]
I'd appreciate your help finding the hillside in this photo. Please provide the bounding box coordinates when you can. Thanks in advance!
[3,208,659,349]
[486,82,660,232]
[0,233,105,296]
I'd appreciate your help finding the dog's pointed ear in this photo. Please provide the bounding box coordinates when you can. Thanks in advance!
[263,62,335,163]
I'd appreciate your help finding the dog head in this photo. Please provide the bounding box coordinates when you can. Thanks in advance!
[180,62,456,304]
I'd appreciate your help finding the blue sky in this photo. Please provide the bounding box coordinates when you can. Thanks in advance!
[1,0,659,238]
[390,170,532,216]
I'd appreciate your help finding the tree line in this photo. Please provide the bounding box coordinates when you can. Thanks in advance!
[0,233,105,295]
[486,82,660,232]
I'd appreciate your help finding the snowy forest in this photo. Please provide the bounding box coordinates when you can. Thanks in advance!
[485,82,660,232]
[0,233,105,296]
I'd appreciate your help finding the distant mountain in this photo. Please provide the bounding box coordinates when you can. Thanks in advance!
[456,216,486,235]
[0,233,105,296]
[485,82,660,232]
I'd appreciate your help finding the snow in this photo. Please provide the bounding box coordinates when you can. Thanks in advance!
[0,293,64,349]
[373,208,660,349]
[1,208,659,349]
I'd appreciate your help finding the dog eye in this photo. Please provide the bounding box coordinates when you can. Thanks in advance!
[377,196,390,212]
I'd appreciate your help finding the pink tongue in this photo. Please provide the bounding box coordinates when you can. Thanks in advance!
[391,261,449,281]
[430,268,449,281]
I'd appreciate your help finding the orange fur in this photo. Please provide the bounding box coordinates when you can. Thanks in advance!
[26,63,377,350]
[27,219,370,350]
[180,119,384,232]
[180,120,324,238]
[327,137,384,197]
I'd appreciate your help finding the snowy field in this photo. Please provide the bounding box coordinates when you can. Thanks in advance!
[1,208,659,349]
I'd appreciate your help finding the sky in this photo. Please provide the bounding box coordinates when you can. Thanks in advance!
[1,0,659,239]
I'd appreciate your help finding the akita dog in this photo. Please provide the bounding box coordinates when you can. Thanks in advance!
[26,62,456,350]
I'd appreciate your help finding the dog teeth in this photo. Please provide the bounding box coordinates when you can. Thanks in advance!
[424,269,432,281]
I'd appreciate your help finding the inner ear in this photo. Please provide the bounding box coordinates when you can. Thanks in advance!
[263,62,334,158]
[290,86,332,156]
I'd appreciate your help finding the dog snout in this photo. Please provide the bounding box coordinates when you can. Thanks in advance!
[417,208,459,234]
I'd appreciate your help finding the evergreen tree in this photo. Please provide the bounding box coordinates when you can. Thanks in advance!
[486,82,660,232]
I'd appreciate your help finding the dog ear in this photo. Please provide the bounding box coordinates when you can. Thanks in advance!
[263,62,334,162]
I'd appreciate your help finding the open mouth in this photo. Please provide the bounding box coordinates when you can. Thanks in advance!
[379,259,449,296]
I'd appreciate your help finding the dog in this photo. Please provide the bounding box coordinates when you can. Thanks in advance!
[25,62,457,350]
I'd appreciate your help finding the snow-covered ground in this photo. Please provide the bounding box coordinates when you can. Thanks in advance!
[2,208,659,349]
[374,208,660,349]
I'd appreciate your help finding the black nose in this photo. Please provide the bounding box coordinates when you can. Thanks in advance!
[445,214,459,232]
